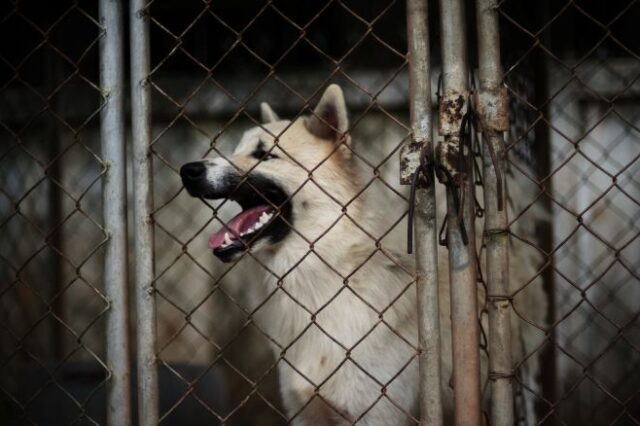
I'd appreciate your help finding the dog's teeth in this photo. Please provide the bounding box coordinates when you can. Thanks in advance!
[258,212,272,225]
[239,213,273,238]
[223,232,232,246]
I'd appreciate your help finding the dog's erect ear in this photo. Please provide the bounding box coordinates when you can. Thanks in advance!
[306,84,349,142]
[260,102,279,123]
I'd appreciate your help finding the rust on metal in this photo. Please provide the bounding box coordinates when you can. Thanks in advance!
[436,91,470,187]
[473,86,509,133]
[400,139,427,185]
[438,92,468,135]
[435,137,467,184]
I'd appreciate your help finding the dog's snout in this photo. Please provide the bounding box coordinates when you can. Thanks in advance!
[180,161,206,182]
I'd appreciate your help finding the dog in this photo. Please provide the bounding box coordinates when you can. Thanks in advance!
[180,84,546,424]
[181,85,423,424]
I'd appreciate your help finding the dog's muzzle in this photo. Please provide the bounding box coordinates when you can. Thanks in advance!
[180,161,215,198]
[180,160,292,262]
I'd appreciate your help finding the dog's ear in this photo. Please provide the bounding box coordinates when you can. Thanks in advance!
[306,84,349,143]
[260,102,279,123]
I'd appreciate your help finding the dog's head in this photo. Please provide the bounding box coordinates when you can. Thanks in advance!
[181,84,356,262]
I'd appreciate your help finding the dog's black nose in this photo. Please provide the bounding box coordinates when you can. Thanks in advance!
[180,162,206,182]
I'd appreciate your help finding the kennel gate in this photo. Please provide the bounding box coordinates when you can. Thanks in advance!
[2,0,639,425]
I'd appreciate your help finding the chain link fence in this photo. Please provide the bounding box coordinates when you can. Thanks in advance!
[1,0,638,425]
[0,1,116,424]
[499,1,640,424]
[146,1,417,423]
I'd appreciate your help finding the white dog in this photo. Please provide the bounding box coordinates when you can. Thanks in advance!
[180,85,546,424]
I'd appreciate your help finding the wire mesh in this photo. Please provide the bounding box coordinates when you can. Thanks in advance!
[498,0,640,424]
[145,1,419,424]
[1,0,639,425]
[0,1,113,424]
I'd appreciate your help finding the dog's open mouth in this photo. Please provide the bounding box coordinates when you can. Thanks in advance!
[180,162,293,262]
[186,172,292,262]
[208,205,275,252]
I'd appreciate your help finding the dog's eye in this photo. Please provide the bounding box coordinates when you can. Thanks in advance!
[251,147,278,161]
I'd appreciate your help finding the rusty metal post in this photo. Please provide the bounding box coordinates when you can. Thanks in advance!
[437,0,482,424]
[475,1,514,425]
[99,0,132,424]
[130,0,159,425]
[402,0,443,424]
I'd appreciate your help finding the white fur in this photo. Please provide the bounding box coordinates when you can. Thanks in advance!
[192,85,544,424]
[203,157,233,189]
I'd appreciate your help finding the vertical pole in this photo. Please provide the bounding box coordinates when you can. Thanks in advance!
[533,5,557,421]
[475,0,514,425]
[437,0,482,424]
[45,47,64,360]
[404,0,443,424]
[130,0,159,425]
[99,1,131,425]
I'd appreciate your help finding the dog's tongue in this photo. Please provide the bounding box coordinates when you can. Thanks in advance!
[208,205,273,250]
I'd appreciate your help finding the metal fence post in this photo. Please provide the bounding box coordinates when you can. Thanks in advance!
[437,0,482,424]
[475,0,513,425]
[130,0,159,425]
[99,0,132,424]
[403,0,443,424]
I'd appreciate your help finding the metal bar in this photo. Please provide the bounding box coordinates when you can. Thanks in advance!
[404,0,443,425]
[130,0,159,424]
[45,47,64,360]
[437,0,483,424]
[532,5,557,420]
[99,0,131,425]
[475,1,513,425]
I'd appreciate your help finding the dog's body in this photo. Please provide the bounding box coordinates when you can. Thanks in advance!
[181,85,545,424]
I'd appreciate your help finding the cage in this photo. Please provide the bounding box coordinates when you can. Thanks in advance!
[1,0,638,425]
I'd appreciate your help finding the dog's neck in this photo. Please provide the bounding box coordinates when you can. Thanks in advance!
[257,195,370,305]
